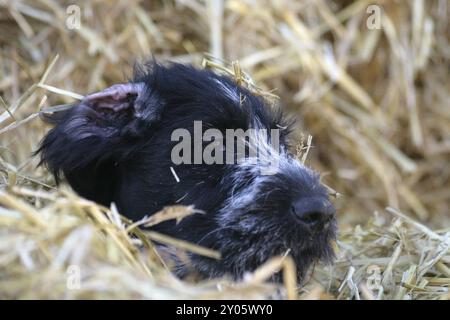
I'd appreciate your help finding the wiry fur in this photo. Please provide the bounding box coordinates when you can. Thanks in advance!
[37,62,336,282]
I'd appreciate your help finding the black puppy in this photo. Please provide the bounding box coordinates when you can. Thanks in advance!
[38,62,336,281]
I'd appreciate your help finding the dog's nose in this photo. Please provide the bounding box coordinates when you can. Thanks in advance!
[291,197,334,228]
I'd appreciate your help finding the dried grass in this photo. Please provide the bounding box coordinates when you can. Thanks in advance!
[0,0,449,299]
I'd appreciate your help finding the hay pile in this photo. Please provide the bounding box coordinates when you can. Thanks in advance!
[0,0,449,299]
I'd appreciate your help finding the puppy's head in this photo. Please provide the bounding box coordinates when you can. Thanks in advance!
[38,62,336,281]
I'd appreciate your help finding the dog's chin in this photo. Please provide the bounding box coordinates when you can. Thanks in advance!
[289,227,337,275]
[170,217,337,281]
[204,238,335,282]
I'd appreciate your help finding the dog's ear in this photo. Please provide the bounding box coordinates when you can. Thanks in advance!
[36,82,163,205]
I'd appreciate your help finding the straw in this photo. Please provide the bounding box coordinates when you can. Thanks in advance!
[0,0,448,299]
